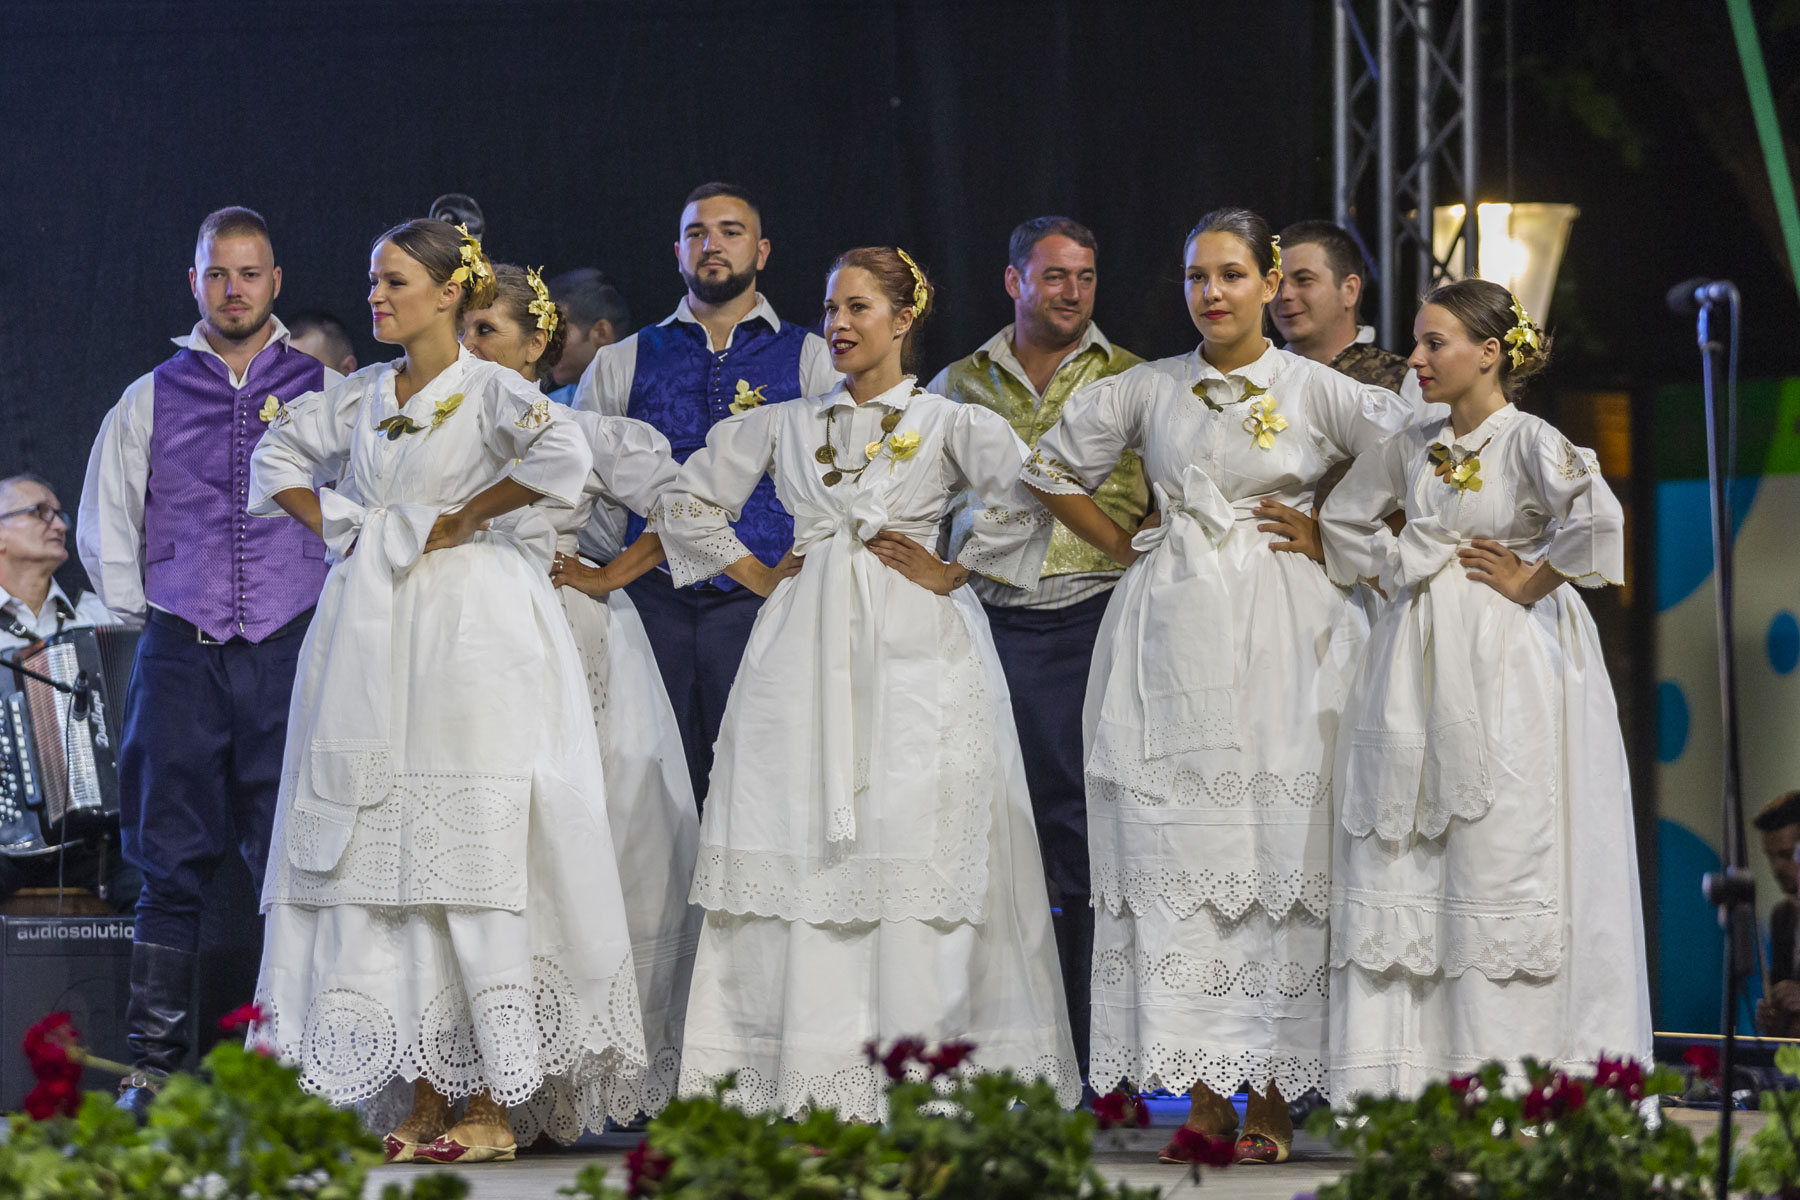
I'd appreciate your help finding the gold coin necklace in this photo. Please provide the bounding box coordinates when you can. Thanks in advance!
[816,387,919,486]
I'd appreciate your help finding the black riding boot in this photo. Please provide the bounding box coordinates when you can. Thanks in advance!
[115,941,195,1121]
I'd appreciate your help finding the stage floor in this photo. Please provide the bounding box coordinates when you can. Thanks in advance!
[361,1104,1746,1199]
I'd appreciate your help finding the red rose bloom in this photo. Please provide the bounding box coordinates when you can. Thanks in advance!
[624,1138,673,1197]
[1684,1044,1721,1084]
[218,1002,265,1033]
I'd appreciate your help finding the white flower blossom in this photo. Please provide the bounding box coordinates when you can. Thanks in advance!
[178,1174,229,1200]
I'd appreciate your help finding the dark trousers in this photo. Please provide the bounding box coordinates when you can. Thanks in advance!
[624,571,763,808]
[119,613,308,952]
[983,589,1112,1076]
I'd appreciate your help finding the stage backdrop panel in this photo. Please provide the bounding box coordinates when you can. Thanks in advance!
[0,0,1317,574]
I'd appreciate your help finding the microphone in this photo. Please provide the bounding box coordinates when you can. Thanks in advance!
[69,670,90,722]
[1667,278,1737,314]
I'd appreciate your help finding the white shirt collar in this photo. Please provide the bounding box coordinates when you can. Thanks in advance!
[0,577,74,624]
[1189,339,1282,395]
[1354,324,1378,345]
[819,376,921,413]
[979,322,1114,398]
[379,345,475,412]
[1438,402,1517,449]
[660,293,784,335]
[171,313,294,357]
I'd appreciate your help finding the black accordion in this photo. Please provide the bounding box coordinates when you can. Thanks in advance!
[0,625,140,857]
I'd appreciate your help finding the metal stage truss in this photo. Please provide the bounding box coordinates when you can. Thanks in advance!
[1333,0,1481,348]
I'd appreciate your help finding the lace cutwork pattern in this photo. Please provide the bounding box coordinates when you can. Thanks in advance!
[269,769,531,909]
[689,612,995,925]
[1339,728,1497,842]
[678,1054,1082,1123]
[1093,860,1330,922]
[1090,1043,1326,1102]
[1092,949,1328,1000]
[260,953,647,1129]
[1088,750,1330,812]
[652,504,753,589]
[1330,888,1563,981]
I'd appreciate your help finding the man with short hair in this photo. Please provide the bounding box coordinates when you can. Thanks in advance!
[545,268,631,405]
[1756,791,1800,1037]
[79,206,338,1116]
[1271,219,1419,399]
[576,182,836,802]
[928,216,1148,1078]
[285,309,358,376]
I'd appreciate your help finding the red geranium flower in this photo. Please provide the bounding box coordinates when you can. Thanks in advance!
[1684,1044,1721,1084]
[1093,1089,1150,1130]
[21,1075,80,1121]
[1447,1074,1477,1096]
[1594,1055,1645,1101]
[922,1039,976,1078]
[878,1037,927,1083]
[624,1137,673,1198]
[1170,1125,1236,1168]
[218,1002,265,1033]
[22,1012,77,1077]
[1522,1072,1586,1122]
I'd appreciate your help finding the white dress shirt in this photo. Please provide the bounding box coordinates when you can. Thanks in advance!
[0,579,119,657]
[573,294,838,418]
[77,316,343,619]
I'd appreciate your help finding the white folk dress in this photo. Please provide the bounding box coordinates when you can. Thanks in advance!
[1317,403,1652,1100]
[552,407,702,1119]
[1025,343,1416,1101]
[651,377,1079,1121]
[247,348,647,1143]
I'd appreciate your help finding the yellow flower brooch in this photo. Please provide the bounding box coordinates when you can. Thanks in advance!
[729,379,768,415]
[375,392,464,441]
[1240,386,1288,450]
[1428,437,1491,492]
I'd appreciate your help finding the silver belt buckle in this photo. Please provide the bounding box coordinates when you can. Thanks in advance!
[195,625,223,646]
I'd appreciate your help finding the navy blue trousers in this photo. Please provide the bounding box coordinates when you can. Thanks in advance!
[624,571,763,809]
[982,589,1112,1076]
[119,615,308,952]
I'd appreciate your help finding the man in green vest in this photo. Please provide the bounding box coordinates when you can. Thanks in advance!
[929,216,1148,1081]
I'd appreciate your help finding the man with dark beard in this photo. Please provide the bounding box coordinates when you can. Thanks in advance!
[78,206,336,1117]
[575,182,834,803]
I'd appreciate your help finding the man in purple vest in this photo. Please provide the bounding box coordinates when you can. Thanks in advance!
[575,182,836,802]
[78,207,337,1116]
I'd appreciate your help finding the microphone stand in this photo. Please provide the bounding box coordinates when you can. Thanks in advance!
[0,654,91,719]
[1691,285,1752,1199]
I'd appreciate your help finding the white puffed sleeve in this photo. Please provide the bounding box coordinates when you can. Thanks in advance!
[1303,361,1418,460]
[589,415,679,516]
[647,404,781,587]
[1318,429,1412,587]
[78,374,155,617]
[1023,370,1151,495]
[248,374,364,516]
[944,404,1053,591]
[481,368,592,507]
[1525,428,1625,588]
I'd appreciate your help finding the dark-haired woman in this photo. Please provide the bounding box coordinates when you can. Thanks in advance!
[651,247,1078,1119]
[463,264,702,1120]
[1317,280,1650,1100]
[247,223,646,1162]
[1024,209,1419,1162]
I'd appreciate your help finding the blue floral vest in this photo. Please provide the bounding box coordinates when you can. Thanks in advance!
[627,315,808,591]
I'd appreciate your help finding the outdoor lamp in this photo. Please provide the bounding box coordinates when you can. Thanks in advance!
[1432,202,1579,321]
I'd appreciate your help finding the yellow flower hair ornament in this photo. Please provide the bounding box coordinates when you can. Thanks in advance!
[446,223,493,296]
[525,266,559,335]
[1270,234,1283,278]
[895,247,930,318]
[1504,296,1542,369]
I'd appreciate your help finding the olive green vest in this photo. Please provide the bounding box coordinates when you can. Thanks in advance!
[939,330,1148,577]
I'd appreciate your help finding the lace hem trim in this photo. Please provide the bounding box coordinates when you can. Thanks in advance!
[677,1054,1082,1123]
[252,953,648,1116]
[1090,1045,1326,1101]
[1093,862,1330,922]
[1329,891,1563,980]
[1093,949,1327,999]
[1338,728,1496,842]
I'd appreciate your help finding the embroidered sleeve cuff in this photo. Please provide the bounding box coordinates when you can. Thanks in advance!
[649,497,751,587]
[956,507,1054,592]
[1021,449,1094,496]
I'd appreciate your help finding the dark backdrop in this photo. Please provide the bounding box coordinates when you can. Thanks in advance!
[1,0,1317,564]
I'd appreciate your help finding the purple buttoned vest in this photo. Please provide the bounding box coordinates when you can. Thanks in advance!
[143,342,329,642]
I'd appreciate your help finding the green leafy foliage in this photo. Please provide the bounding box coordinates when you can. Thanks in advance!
[559,1064,1159,1200]
[0,1041,468,1200]
[1728,1043,1800,1197]
[1307,1058,1709,1200]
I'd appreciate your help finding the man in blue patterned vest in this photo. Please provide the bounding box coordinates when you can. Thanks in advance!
[575,182,835,803]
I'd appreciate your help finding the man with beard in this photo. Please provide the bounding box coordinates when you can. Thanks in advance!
[78,206,337,1117]
[576,182,834,803]
[927,216,1145,1080]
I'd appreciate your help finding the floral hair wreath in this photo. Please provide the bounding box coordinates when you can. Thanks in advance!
[1504,294,1543,369]
[446,223,494,296]
[525,265,560,335]
[895,247,930,319]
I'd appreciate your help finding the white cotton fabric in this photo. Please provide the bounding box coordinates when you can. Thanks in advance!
[1317,403,1651,1101]
[551,408,702,1118]
[246,349,647,1141]
[651,377,1079,1118]
[1026,343,1418,1100]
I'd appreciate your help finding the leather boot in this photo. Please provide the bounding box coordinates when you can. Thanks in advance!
[115,941,195,1121]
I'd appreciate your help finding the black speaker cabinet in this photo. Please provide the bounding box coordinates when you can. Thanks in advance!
[0,915,134,1106]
